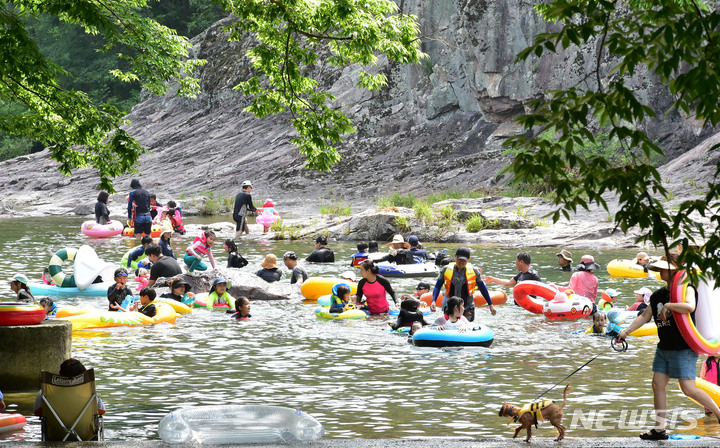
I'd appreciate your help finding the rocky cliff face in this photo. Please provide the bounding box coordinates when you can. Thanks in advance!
[0,1,715,216]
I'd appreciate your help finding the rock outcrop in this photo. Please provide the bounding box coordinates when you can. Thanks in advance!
[0,1,716,227]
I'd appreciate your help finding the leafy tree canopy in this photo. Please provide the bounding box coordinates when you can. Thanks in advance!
[1,0,423,191]
[218,0,425,171]
[0,0,204,192]
[505,0,720,281]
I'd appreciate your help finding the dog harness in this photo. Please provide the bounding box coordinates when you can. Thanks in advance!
[510,400,555,428]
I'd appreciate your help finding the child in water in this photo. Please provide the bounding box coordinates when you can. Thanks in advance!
[224,239,248,268]
[39,297,57,318]
[329,284,352,314]
[432,296,469,331]
[350,242,369,267]
[231,296,251,320]
[166,201,186,234]
[112,287,156,317]
[391,297,430,334]
[597,289,620,311]
[9,273,33,303]
[42,267,55,286]
[107,267,133,312]
[207,278,234,308]
[185,230,217,273]
[134,268,150,291]
[161,277,193,305]
[701,354,720,414]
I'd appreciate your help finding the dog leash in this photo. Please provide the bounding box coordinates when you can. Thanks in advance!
[533,338,628,401]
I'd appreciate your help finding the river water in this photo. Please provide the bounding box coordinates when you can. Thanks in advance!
[0,216,713,441]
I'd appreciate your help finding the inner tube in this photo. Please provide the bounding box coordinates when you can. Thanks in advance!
[0,303,46,326]
[314,306,367,320]
[0,413,26,434]
[418,290,508,307]
[671,270,720,356]
[512,281,559,314]
[48,247,77,287]
[411,325,494,347]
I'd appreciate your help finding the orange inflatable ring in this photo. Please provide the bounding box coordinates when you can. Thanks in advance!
[512,281,560,315]
[418,290,507,307]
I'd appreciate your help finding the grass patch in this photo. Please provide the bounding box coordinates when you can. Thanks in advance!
[194,191,234,215]
[394,216,412,232]
[377,192,418,208]
[414,202,432,223]
[320,200,352,216]
[465,213,501,232]
[272,221,302,239]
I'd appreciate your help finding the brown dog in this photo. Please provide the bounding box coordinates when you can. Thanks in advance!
[498,384,570,442]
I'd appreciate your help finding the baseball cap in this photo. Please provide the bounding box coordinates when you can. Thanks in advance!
[9,273,29,285]
[416,281,430,291]
[241,180,252,188]
[408,235,420,246]
[455,247,471,260]
[283,251,298,260]
[316,235,328,245]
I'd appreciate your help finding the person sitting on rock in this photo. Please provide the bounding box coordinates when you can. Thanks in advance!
[306,235,335,263]
[376,235,415,265]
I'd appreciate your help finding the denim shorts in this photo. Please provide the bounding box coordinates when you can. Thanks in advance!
[652,348,698,379]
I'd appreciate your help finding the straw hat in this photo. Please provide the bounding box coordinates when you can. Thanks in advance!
[161,222,173,235]
[261,254,278,269]
[648,257,676,272]
[387,234,410,248]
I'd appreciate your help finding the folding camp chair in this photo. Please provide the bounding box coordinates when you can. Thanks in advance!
[40,368,103,441]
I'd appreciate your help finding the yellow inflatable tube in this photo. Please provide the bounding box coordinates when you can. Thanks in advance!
[155,297,193,314]
[630,322,658,337]
[301,277,357,301]
[60,302,176,330]
[607,259,661,280]
[690,378,720,408]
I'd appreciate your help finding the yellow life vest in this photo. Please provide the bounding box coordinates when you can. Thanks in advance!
[443,262,477,297]
[510,400,554,427]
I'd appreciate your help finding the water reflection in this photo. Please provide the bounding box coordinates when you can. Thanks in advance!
[0,217,710,441]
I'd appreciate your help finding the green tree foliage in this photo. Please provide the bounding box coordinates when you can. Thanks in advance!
[505,0,720,280]
[0,0,204,191]
[219,0,425,171]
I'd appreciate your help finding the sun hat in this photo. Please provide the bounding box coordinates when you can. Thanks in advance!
[633,287,653,296]
[263,199,274,207]
[580,255,600,271]
[260,254,278,269]
[161,222,173,235]
[408,235,420,247]
[647,257,676,272]
[241,180,252,188]
[604,288,620,298]
[387,234,410,248]
[636,251,649,262]
[338,271,357,282]
[283,251,298,260]
[556,249,573,263]
[212,278,228,287]
[9,273,29,285]
[171,278,191,294]
[455,247,471,261]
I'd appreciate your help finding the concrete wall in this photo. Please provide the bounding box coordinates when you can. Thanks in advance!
[0,320,72,390]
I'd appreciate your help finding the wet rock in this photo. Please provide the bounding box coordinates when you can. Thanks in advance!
[177,270,299,301]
